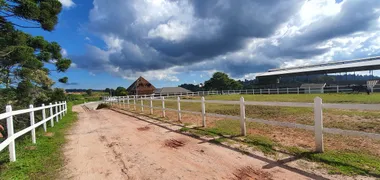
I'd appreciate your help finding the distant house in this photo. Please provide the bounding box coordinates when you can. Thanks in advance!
[127,76,156,95]
[154,87,192,95]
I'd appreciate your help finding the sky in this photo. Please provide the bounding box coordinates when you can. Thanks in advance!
[22,0,380,89]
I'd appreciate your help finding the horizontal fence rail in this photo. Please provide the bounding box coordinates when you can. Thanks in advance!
[0,101,67,162]
[104,85,380,100]
[104,96,380,153]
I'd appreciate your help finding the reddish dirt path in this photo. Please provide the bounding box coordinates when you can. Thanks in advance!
[61,105,323,180]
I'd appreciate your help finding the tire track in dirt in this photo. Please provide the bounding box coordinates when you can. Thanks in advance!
[98,135,131,179]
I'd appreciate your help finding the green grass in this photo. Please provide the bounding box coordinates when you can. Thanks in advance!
[0,102,78,180]
[145,97,380,133]
[204,93,380,104]
[286,147,380,176]
[178,120,380,176]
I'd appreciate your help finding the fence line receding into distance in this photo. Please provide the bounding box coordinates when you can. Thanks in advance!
[105,96,380,153]
[0,101,67,162]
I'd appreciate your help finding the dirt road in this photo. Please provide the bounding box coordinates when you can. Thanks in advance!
[62,105,322,180]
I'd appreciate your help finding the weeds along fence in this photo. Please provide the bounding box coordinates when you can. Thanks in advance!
[0,101,67,162]
[104,96,380,153]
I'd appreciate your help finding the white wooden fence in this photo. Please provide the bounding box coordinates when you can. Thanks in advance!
[104,85,379,102]
[0,101,67,162]
[105,96,380,153]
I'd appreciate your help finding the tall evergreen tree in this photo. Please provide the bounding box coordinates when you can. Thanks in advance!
[0,0,71,107]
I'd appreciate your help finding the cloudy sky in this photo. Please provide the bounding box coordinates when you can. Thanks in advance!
[26,0,380,89]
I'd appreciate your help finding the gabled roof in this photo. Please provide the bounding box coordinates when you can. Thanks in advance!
[154,87,191,94]
[126,76,155,91]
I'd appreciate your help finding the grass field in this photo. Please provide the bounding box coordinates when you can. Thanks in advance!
[0,102,77,180]
[177,121,380,176]
[139,95,380,133]
[116,93,380,176]
[115,104,380,176]
[196,93,380,104]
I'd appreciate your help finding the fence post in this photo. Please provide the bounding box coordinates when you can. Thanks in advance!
[260,89,262,94]
[133,96,136,110]
[201,97,206,127]
[63,101,66,115]
[6,105,16,162]
[161,96,166,118]
[286,88,289,94]
[314,97,324,153]
[252,89,255,95]
[177,96,182,121]
[240,97,246,136]
[277,88,279,94]
[141,98,144,112]
[127,96,130,108]
[29,104,36,144]
[42,104,47,132]
[50,103,54,127]
[122,98,125,108]
[150,96,153,115]
[336,85,339,93]
[297,87,300,94]
[55,102,59,122]
[308,87,311,94]
[59,101,62,119]
[268,88,270,94]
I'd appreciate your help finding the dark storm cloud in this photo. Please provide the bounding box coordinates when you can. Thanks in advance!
[75,0,380,79]
[175,54,278,78]
[78,0,303,74]
[149,0,303,59]
[296,0,380,46]
[261,0,380,59]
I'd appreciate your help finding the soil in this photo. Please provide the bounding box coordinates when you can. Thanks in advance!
[164,139,186,149]
[61,105,318,180]
[232,166,274,180]
[137,126,150,131]
[44,132,54,137]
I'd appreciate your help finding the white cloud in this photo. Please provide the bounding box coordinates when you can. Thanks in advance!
[75,0,380,82]
[119,68,180,82]
[61,48,68,57]
[59,0,75,8]
[89,72,96,76]
[70,62,77,68]
[148,21,190,42]
[85,37,91,42]
[299,0,342,27]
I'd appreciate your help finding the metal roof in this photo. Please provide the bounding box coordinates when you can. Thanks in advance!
[257,56,380,78]
[154,87,192,94]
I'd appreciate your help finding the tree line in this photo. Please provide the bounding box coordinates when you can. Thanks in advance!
[1,1,71,130]
[179,72,244,91]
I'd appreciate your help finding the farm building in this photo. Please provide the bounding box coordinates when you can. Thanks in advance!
[154,87,191,95]
[126,76,156,95]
